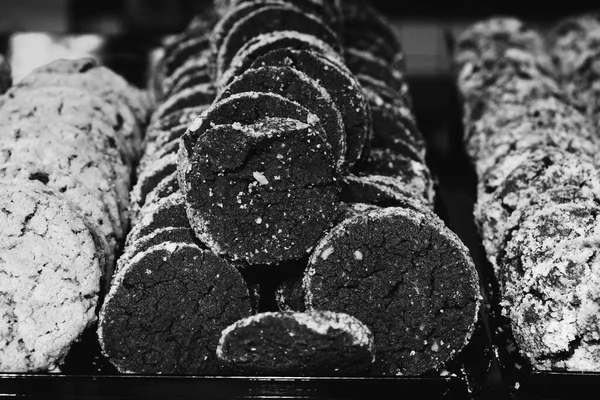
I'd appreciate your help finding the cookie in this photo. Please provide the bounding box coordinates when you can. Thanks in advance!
[179,91,327,165]
[498,199,600,371]
[163,60,213,99]
[475,146,600,274]
[344,47,403,92]
[340,174,433,214]
[98,242,252,374]
[304,206,481,375]
[126,192,189,247]
[216,4,341,80]
[0,53,12,94]
[467,96,600,177]
[149,83,216,129]
[130,152,178,216]
[180,117,339,265]
[216,311,375,375]
[251,48,371,169]
[217,65,346,172]
[340,0,402,64]
[142,172,180,209]
[0,180,110,372]
[217,30,342,90]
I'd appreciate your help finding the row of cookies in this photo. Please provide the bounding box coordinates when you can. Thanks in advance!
[0,58,151,372]
[177,0,479,377]
[454,16,600,371]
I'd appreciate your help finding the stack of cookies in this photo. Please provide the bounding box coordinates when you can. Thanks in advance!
[0,58,151,372]
[99,0,481,377]
[454,16,600,371]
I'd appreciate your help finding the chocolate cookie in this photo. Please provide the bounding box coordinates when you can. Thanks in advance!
[143,172,180,209]
[217,30,342,90]
[216,311,375,375]
[344,47,403,92]
[217,65,346,172]
[251,48,371,169]
[179,91,326,164]
[304,206,481,375]
[98,242,252,374]
[130,153,178,217]
[126,192,189,246]
[163,59,213,99]
[0,180,110,372]
[216,4,341,80]
[150,83,216,128]
[181,117,339,265]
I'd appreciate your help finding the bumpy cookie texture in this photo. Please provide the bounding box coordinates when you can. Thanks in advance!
[0,181,108,372]
[354,148,435,206]
[130,152,178,214]
[217,30,342,90]
[252,48,371,169]
[304,206,480,375]
[216,311,375,375]
[217,65,346,172]
[498,200,600,371]
[98,243,252,374]
[452,16,553,73]
[179,91,325,167]
[340,0,402,64]
[475,146,600,273]
[467,96,600,178]
[126,192,189,246]
[181,117,339,265]
[340,175,432,215]
[216,3,341,80]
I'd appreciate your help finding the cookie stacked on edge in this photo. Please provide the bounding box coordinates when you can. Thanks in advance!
[454,16,600,371]
[0,58,151,372]
[99,0,481,377]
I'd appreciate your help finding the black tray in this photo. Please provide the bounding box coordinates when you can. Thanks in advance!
[0,33,496,400]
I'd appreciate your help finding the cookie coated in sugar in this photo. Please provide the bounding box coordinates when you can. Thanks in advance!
[98,242,252,374]
[217,65,346,172]
[498,199,600,371]
[304,206,480,375]
[216,4,341,79]
[217,30,342,90]
[0,181,109,372]
[179,91,326,165]
[216,311,374,375]
[251,48,371,169]
[181,117,339,265]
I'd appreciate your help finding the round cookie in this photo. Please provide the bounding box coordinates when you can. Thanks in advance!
[98,242,252,374]
[126,192,189,247]
[475,146,600,274]
[340,0,402,64]
[251,48,372,169]
[0,53,12,94]
[216,4,341,80]
[344,47,403,92]
[467,95,600,177]
[149,83,216,128]
[304,206,481,375]
[498,198,600,371]
[0,180,109,372]
[163,58,213,99]
[217,65,346,172]
[180,117,339,265]
[353,148,435,207]
[452,16,553,72]
[216,311,375,375]
[217,30,342,90]
[340,174,433,214]
[179,91,327,164]
[143,171,180,208]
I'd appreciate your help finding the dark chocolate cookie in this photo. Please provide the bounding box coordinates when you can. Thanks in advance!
[180,117,339,265]
[216,4,341,79]
[217,65,346,172]
[304,206,481,375]
[216,311,374,375]
[98,242,252,374]
[251,48,371,169]
[217,30,342,90]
